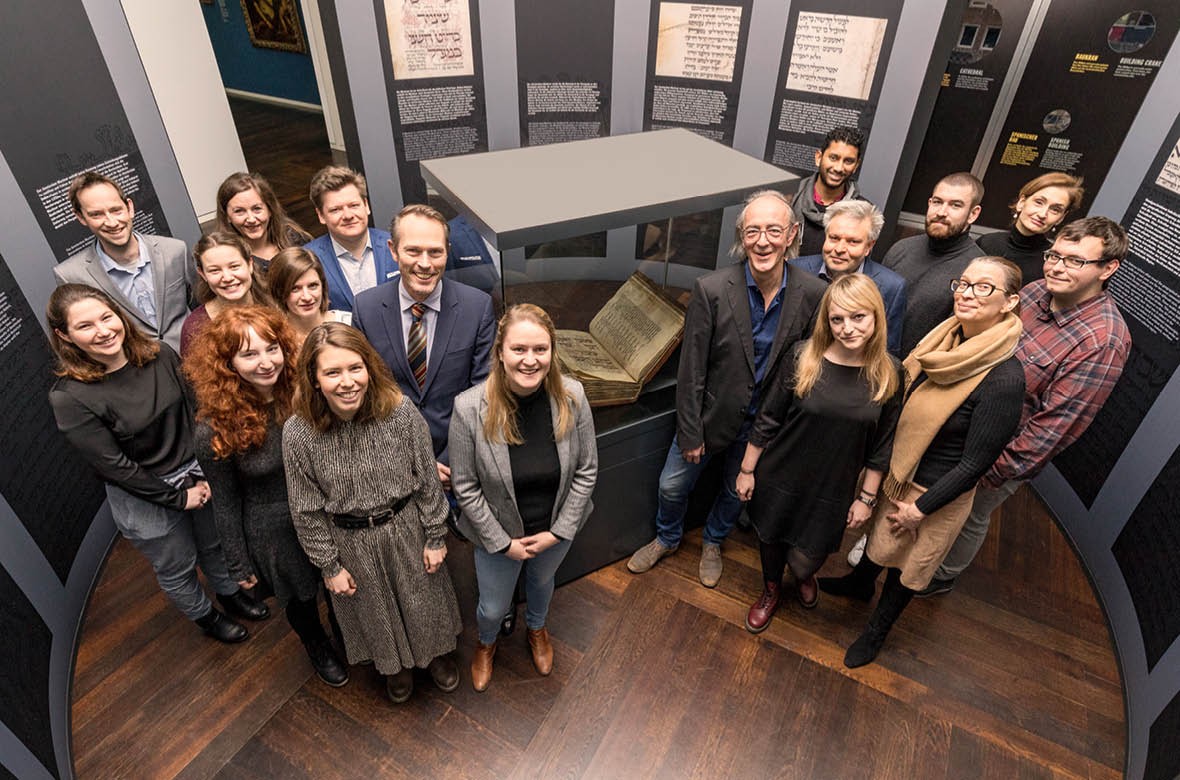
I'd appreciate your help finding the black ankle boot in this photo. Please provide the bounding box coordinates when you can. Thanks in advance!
[219,589,270,621]
[843,569,914,668]
[195,607,248,643]
[818,555,883,602]
[305,638,349,687]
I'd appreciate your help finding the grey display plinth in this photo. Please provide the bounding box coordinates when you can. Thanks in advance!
[421,128,797,250]
[422,130,798,584]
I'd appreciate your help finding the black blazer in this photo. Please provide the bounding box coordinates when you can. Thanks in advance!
[676,262,826,453]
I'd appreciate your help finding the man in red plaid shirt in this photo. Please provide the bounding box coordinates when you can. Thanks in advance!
[919,216,1131,596]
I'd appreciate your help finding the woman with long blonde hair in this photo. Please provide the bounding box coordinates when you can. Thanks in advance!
[448,304,598,691]
[736,274,902,633]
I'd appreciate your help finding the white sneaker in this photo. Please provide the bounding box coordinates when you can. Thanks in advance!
[847,534,867,566]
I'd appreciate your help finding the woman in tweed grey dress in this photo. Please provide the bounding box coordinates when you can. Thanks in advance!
[284,322,462,703]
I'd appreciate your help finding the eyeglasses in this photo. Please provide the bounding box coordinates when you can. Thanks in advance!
[1043,250,1107,270]
[949,279,999,297]
[742,226,787,241]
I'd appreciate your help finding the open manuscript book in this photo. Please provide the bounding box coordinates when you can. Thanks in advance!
[556,272,686,407]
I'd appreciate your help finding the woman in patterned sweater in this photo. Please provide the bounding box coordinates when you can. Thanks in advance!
[283,322,462,704]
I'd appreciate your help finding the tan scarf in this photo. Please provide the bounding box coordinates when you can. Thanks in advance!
[883,312,1022,500]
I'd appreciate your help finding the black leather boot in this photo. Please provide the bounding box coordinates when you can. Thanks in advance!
[195,607,248,643]
[305,638,349,687]
[218,589,271,621]
[818,554,883,602]
[844,569,914,668]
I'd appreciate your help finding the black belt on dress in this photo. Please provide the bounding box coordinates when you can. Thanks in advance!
[331,494,412,529]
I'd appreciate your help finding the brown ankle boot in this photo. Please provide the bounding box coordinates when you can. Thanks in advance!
[471,640,496,692]
[527,627,553,676]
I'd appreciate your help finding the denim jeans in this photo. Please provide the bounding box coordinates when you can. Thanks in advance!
[654,434,745,548]
[105,461,238,620]
[934,479,1023,580]
[473,537,573,645]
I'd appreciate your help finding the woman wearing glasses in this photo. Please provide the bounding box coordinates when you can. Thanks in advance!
[820,256,1025,668]
[977,173,1083,284]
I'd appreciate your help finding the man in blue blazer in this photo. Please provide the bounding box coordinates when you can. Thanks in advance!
[304,166,400,314]
[789,200,907,356]
[353,204,496,490]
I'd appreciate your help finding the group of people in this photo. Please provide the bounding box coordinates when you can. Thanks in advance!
[48,167,594,703]
[46,122,1131,720]
[628,127,1129,668]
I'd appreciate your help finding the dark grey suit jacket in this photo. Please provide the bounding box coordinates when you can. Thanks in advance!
[52,234,193,352]
[448,378,598,553]
[676,262,827,453]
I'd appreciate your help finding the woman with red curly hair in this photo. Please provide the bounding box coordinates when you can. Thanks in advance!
[186,306,348,686]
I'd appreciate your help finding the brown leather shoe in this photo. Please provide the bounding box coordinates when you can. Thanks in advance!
[745,581,780,634]
[471,641,496,692]
[797,574,819,609]
[527,627,554,676]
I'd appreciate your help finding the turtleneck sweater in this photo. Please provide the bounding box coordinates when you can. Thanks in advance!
[882,231,984,357]
[976,226,1051,285]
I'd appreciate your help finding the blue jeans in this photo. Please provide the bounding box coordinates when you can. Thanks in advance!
[106,462,238,620]
[473,538,573,645]
[654,435,745,548]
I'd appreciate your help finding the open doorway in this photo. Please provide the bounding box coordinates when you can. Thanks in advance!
[198,0,341,230]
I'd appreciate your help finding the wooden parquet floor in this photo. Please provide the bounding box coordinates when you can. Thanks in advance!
[225,97,333,234]
[71,486,1124,779]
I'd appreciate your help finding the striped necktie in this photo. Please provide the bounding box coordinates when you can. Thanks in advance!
[407,302,427,389]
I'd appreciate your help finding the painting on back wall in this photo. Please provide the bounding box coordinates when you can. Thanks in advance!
[240,0,307,53]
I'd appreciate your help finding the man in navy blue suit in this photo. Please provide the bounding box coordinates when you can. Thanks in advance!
[789,200,907,356]
[304,166,400,314]
[353,204,496,490]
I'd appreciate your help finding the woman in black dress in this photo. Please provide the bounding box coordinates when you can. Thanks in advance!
[186,306,348,686]
[820,257,1026,668]
[736,274,901,633]
[47,284,266,643]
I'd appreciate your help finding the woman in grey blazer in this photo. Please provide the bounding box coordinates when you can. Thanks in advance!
[449,304,598,692]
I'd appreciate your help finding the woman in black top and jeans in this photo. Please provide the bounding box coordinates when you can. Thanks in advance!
[47,284,268,642]
[448,304,598,692]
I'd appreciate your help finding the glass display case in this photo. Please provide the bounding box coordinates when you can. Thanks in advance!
[421,129,798,581]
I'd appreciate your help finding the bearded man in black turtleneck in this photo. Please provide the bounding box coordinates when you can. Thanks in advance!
[883,172,985,355]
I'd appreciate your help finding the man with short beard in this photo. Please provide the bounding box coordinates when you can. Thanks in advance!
[883,172,986,355]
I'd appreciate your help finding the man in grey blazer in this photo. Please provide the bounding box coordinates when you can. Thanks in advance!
[629,190,827,587]
[52,172,192,351]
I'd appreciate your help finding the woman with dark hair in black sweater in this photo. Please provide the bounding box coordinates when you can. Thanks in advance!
[47,284,268,643]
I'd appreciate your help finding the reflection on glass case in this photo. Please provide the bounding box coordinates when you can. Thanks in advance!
[421,128,797,406]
